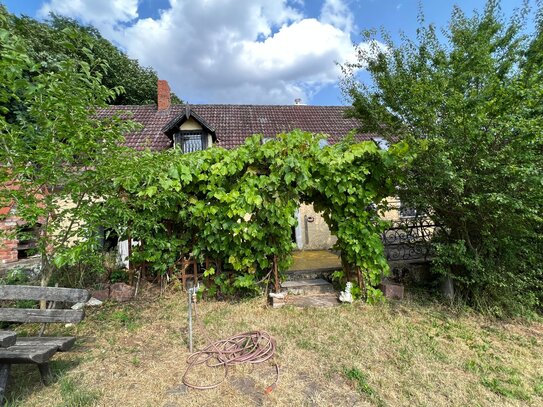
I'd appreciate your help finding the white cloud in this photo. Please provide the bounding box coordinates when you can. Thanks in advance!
[320,0,355,33]
[40,0,369,105]
[39,0,139,37]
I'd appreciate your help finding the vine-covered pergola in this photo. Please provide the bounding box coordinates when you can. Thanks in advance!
[95,131,409,302]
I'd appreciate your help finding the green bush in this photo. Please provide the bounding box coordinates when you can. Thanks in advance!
[342,0,543,315]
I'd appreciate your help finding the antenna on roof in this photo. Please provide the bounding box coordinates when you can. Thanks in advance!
[294,98,305,105]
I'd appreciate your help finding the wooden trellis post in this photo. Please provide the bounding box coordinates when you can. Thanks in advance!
[273,255,279,293]
[179,257,199,290]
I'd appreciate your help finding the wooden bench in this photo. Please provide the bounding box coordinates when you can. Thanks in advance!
[0,285,90,405]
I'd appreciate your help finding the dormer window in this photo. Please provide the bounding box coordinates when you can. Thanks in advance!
[174,131,208,153]
[162,105,217,153]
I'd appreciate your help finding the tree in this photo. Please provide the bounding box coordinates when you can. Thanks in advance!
[342,0,543,314]
[9,11,182,105]
[0,6,136,287]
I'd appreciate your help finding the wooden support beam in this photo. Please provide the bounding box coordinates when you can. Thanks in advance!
[0,364,10,407]
[273,255,279,293]
[181,259,187,290]
[193,260,198,287]
[38,363,53,385]
[356,267,362,290]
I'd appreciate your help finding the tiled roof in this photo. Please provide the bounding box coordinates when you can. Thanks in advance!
[97,104,369,151]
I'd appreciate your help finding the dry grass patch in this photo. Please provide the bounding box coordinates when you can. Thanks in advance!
[4,286,543,406]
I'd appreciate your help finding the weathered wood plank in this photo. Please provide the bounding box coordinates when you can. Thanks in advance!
[0,363,10,407]
[0,332,16,349]
[16,337,76,352]
[38,363,53,385]
[0,285,90,303]
[0,345,57,364]
[0,309,84,324]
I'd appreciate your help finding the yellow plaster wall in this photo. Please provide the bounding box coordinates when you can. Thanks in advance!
[53,198,85,246]
[381,196,401,221]
[298,203,337,250]
[297,196,406,251]
[180,118,203,131]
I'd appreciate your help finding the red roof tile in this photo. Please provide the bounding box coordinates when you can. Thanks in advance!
[97,104,369,151]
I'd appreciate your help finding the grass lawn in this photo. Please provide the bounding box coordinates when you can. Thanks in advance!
[4,285,543,406]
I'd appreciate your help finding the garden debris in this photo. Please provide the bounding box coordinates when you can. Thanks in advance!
[86,297,103,306]
[71,297,103,310]
[91,282,135,302]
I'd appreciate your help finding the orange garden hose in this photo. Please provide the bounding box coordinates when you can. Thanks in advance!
[182,331,279,393]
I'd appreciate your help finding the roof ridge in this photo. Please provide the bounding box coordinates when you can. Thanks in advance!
[98,103,365,152]
[105,104,350,108]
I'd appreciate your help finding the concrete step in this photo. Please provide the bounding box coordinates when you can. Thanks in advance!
[285,268,337,281]
[281,278,335,295]
[272,293,339,308]
[287,293,339,308]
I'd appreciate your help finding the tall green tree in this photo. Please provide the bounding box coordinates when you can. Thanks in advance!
[0,7,136,287]
[9,11,181,105]
[342,0,543,314]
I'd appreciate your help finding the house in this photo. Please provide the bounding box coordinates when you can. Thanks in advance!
[97,80,376,254]
[0,80,406,264]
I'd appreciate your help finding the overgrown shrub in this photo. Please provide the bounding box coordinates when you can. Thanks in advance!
[342,0,543,315]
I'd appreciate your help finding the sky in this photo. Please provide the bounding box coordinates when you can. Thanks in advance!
[1,0,529,106]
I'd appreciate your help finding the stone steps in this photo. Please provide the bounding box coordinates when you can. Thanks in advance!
[285,293,339,308]
[284,267,338,281]
[281,278,335,295]
[272,277,340,308]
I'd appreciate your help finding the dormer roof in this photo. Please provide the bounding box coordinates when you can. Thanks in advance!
[161,105,217,142]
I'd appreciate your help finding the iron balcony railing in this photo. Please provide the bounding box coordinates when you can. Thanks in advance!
[381,217,441,262]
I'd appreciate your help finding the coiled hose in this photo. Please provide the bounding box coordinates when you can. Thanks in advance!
[182,330,279,393]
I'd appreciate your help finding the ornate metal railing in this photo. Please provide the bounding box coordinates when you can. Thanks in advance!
[381,217,440,262]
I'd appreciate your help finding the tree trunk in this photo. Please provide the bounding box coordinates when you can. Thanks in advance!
[341,252,351,282]
[39,255,52,309]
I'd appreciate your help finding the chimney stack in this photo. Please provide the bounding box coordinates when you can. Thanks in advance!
[157,80,171,111]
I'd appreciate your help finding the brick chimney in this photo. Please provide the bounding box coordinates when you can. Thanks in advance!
[157,79,171,111]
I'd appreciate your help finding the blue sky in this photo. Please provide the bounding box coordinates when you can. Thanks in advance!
[1,0,529,105]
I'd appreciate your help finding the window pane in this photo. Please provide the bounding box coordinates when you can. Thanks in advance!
[399,202,417,218]
[183,133,203,153]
